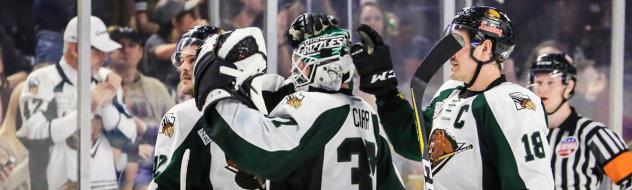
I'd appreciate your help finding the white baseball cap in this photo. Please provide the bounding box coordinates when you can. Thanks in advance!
[63,16,122,52]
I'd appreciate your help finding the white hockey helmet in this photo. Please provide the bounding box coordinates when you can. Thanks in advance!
[290,28,354,91]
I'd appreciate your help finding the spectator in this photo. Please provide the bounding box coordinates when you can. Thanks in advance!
[359,2,385,36]
[31,0,75,67]
[276,0,305,77]
[143,0,206,91]
[570,58,607,119]
[0,0,35,63]
[0,29,31,91]
[16,16,136,190]
[105,0,134,27]
[226,0,264,29]
[108,26,174,190]
[0,48,8,125]
[0,82,29,189]
[133,0,161,39]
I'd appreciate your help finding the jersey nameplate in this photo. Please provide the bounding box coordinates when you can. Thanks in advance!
[352,108,370,130]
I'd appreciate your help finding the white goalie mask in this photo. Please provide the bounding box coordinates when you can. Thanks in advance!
[290,28,354,91]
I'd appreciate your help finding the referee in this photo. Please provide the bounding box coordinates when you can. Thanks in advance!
[529,53,632,189]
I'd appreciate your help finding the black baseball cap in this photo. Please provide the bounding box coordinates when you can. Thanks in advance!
[108,26,143,45]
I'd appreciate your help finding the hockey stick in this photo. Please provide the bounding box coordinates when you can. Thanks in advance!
[409,32,464,190]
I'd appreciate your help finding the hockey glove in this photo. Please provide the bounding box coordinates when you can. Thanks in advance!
[286,13,338,48]
[238,74,295,115]
[350,24,398,98]
[193,53,252,111]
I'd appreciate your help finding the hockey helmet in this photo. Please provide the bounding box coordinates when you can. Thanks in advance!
[172,25,222,68]
[291,27,354,91]
[445,6,515,63]
[529,53,577,85]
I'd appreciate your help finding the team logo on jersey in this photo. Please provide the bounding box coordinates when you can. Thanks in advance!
[285,93,305,109]
[509,92,536,111]
[27,77,40,96]
[556,136,579,158]
[428,129,473,175]
[159,113,175,137]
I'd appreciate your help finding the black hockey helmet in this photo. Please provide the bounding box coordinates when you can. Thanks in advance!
[172,25,222,68]
[529,53,577,85]
[529,53,577,114]
[446,6,515,63]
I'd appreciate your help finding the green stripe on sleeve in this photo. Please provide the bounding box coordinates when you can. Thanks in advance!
[376,88,455,161]
[203,104,350,181]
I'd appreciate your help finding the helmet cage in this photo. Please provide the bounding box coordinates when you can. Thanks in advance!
[291,49,351,90]
[172,37,204,68]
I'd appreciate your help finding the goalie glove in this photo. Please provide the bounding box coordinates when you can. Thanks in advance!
[238,74,295,115]
[286,13,338,48]
[194,54,251,112]
[193,27,267,111]
[350,24,399,98]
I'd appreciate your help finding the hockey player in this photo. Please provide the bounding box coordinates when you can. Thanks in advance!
[16,16,137,189]
[529,53,632,189]
[150,26,279,189]
[193,26,405,189]
[351,6,555,189]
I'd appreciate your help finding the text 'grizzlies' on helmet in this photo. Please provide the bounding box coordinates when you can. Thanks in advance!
[172,25,222,68]
[291,27,354,91]
[529,53,577,85]
[446,6,515,63]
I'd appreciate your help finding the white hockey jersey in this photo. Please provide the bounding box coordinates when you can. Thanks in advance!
[16,59,136,189]
[150,99,242,190]
[422,76,554,189]
[203,90,405,190]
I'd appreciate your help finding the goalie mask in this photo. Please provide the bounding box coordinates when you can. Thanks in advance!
[291,28,354,91]
[192,27,268,110]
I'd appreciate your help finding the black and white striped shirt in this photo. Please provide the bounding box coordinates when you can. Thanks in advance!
[548,107,632,190]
